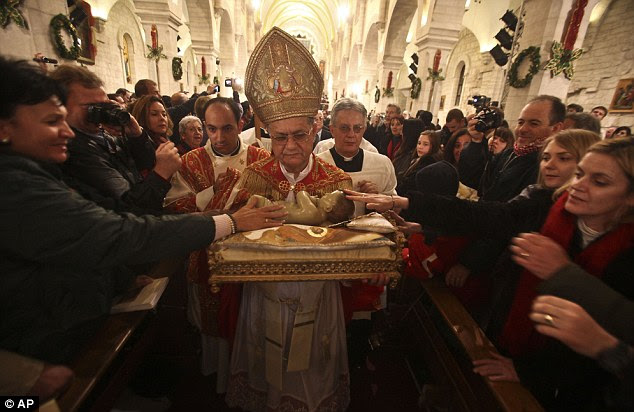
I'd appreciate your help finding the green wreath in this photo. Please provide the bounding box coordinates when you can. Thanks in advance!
[374,87,380,103]
[50,14,81,60]
[410,77,422,99]
[1,0,28,29]
[172,57,183,81]
[508,46,541,89]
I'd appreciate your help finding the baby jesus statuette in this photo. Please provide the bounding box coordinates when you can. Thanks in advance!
[251,190,355,226]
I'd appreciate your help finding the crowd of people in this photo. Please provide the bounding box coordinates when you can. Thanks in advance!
[1,25,633,412]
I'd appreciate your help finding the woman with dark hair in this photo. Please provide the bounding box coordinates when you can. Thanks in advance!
[611,126,632,139]
[387,114,405,159]
[393,118,424,183]
[443,128,471,166]
[130,95,173,147]
[396,130,442,195]
[488,127,515,155]
[0,57,285,367]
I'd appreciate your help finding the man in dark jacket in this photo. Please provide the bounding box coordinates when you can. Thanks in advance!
[446,96,564,291]
[50,66,182,213]
[480,95,564,202]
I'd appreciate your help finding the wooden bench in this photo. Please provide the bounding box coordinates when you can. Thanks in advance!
[399,277,543,411]
[56,258,184,412]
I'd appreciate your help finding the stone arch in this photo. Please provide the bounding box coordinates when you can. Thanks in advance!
[107,0,146,87]
[382,0,418,60]
[453,61,467,107]
[122,33,135,85]
[361,24,379,67]
[218,9,236,79]
[348,44,361,81]
[184,0,214,49]
[235,33,248,91]
[442,28,481,112]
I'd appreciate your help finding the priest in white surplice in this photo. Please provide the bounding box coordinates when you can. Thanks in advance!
[316,98,397,371]
[317,98,397,217]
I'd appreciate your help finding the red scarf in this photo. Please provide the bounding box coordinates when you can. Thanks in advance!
[387,136,402,160]
[499,192,634,356]
[513,135,548,156]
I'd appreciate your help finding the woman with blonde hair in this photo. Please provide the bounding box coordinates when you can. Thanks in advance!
[130,95,173,147]
[478,136,634,409]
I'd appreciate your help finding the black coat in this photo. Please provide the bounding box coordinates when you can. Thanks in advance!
[480,148,539,202]
[63,128,170,213]
[0,155,217,363]
[458,138,489,190]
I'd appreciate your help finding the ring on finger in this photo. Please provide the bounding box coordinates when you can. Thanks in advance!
[543,314,555,326]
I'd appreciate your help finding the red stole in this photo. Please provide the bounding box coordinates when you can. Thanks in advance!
[166,144,269,341]
[231,155,352,206]
[499,192,634,356]
[166,145,270,213]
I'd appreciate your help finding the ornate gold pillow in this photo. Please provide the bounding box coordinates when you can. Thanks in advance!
[208,224,402,291]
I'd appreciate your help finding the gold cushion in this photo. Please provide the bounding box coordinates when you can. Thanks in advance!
[208,225,402,288]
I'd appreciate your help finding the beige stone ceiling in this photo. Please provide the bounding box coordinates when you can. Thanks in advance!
[257,0,344,59]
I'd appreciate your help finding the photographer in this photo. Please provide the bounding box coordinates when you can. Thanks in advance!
[49,65,181,214]
[458,96,503,190]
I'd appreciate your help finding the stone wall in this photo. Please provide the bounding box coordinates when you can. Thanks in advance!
[567,0,634,128]
[92,0,149,93]
[0,1,67,62]
[438,28,484,120]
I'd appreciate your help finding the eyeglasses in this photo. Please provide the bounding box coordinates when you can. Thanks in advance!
[270,131,312,144]
[334,124,365,134]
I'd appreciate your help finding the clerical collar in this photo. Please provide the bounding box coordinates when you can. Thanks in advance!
[279,155,314,202]
[329,147,364,172]
[211,140,241,157]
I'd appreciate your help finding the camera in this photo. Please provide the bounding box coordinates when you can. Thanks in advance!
[473,107,503,133]
[33,56,58,64]
[87,102,131,126]
[224,78,232,87]
[467,95,502,132]
[213,85,220,93]
[467,95,491,110]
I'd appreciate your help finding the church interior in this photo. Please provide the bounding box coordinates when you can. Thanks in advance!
[1,0,633,411]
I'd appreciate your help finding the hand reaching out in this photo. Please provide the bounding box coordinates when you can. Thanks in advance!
[231,196,288,232]
[510,233,571,279]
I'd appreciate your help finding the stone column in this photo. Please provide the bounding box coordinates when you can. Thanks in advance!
[135,5,183,94]
[377,56,402,111]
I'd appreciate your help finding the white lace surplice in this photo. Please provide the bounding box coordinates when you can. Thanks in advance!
[226,281,350,412]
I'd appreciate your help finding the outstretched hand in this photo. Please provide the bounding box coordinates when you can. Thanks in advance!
[510,233,571,279]
[386,210,421,234]
[473,352,519,382]
[344,189,408,212]
[231,196,288,232]
[530,295,619,358]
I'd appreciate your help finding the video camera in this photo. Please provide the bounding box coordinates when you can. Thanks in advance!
[467,95,502,133]
[87,102,131,126]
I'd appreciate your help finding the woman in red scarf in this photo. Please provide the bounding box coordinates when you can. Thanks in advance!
[473,137,634,408]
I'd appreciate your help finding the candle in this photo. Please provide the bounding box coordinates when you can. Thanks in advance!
[151,25,158,49]
[563,0,588,50]
[387,71,393,89]
[433,49,441,73]
[201,57,207,76]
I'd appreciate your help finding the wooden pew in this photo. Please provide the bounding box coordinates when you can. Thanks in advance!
[399,277,543,411]
[56,258,184,412]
